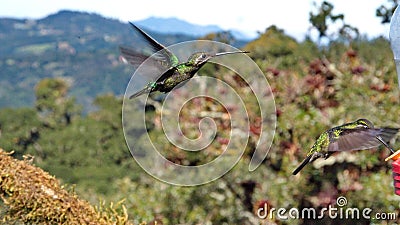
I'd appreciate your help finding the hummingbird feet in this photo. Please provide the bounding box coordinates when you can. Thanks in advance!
[309,152,328,162]
[292,152,326,175]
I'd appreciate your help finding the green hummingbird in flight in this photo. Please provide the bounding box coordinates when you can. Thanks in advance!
[292,119,399,175]
[120,23,248,99]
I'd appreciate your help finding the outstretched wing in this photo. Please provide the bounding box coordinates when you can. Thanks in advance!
[328,127,399,152]
[120,23,179,71]
[120,46,169,79]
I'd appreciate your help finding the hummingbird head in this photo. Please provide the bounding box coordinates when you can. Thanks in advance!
[355,118,374,128]
[187,50,249,67]
[187,52,213,67]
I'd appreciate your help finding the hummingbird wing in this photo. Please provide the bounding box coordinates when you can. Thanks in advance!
[155,66,177,83]
[120,23,179,74]
[120,46,170,80]
[328,127,399,152]
[119,46,156,68]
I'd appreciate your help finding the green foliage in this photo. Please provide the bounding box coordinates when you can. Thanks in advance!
[2,34,399,224]
[245,26,299,70]
[34,92,135,194]
[35,78,81,127]
[0,84,137,196]
[0,108,40,156]
[2,6,400,225]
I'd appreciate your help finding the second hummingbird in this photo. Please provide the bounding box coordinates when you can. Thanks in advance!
[120,23,248,99]
[292,119,399,175]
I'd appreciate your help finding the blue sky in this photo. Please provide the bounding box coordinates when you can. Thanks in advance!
[0,0,390,39]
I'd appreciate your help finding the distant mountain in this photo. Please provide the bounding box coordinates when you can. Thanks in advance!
[0,10,197,57]
[0,10,250,111]
[135,17,252,40]
[0,10,197,110]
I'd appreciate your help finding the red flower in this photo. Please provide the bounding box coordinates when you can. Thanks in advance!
[266,67,280,76]
[351,66,365,75]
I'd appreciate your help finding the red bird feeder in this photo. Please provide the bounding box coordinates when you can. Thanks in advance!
[385,150,400,196]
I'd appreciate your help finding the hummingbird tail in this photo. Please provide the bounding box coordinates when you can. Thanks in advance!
[377,127,400,153]
[292,154,313,175]
[129,86,152,99]
[379,128,399,142]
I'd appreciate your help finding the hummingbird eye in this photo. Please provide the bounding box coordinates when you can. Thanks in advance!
[194,53,208,64]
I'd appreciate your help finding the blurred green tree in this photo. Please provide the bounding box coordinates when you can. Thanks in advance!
[34,78,81,127]
[0,108,41,158]
[245,25,299,60]
[34,93,135,194]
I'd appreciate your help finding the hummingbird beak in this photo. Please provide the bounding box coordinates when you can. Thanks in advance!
[214,50,249,57]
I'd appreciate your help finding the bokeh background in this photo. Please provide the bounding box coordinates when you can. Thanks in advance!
[0,1,399,224]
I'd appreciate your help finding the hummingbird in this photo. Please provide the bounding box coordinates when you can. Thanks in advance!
[292,119,399,175]
[120,22,248,99]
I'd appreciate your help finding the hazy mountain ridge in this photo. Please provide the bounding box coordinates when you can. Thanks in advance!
[136,16,252,40]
